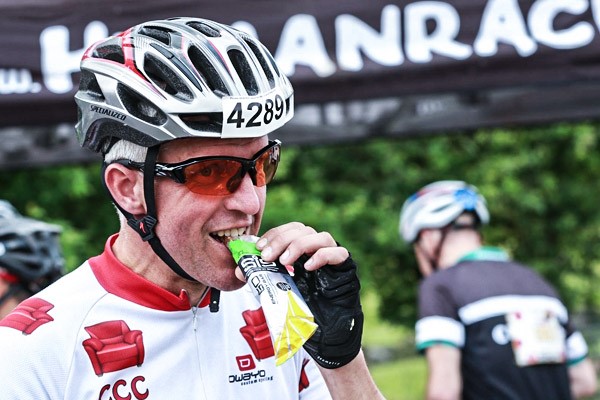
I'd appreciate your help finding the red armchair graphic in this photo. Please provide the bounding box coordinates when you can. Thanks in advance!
[299,359,310,392]
[83,320,145,376]
[0,297,54,335]
[240,308,274,360]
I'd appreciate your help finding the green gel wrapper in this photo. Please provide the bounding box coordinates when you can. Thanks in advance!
[227,237,261,263]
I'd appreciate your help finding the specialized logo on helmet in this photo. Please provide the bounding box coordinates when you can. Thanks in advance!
[90,105,126,121]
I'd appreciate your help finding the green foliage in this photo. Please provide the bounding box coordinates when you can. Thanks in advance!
[264,123,600,325]
[2,122,600,327]
[0,163,118,272]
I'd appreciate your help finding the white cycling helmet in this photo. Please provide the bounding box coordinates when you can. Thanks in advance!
[74,17,294,300]
[75,17,294,153]
[399,180,490,243]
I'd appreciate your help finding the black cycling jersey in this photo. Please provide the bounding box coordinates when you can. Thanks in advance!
[416,247,589,400]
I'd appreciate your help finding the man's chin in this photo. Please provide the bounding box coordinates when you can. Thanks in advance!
[209,272,246,292]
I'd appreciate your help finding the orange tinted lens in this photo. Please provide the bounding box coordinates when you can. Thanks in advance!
[183,159,241,195]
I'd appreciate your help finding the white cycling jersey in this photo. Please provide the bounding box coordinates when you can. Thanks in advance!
[0,234,331,400]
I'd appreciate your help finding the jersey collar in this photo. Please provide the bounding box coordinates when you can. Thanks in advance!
[88,234,211,311]
[457,246,510,263]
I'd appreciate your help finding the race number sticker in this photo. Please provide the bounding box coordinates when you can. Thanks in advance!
[506,309,566,367]
[222,88,294,137]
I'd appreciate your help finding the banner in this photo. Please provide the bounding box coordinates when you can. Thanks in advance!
[1,0,600,167]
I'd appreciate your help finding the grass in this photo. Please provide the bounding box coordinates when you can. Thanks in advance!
[361,290,427,399]
[369,357,427,400]
[362,290,412,347]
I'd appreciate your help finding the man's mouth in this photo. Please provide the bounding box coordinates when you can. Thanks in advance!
[210,227,250,245]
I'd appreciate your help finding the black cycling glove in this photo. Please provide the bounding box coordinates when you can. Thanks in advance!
[292,254,364,369]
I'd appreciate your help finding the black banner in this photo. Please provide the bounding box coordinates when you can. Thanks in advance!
[1,0,600,167]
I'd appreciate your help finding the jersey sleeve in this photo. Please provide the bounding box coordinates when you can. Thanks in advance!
[0,324,66,399]
[415,276,464,351]
[541,281,590,365]
[566,330,590,365]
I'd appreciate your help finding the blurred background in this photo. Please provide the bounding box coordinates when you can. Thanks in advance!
[2,1,600,398]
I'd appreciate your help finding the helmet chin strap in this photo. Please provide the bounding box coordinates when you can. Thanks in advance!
[102,145,220,312]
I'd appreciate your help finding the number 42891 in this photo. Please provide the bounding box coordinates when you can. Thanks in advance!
[226,94,287,129]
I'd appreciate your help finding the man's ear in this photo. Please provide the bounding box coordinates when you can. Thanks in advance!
[104,163,147,216]
[414,240,433,277]
[419,229,441,250]
[413,229,442,277]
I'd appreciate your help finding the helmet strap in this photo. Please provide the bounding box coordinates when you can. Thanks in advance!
[133,145,198,282]
[101,146,221,312]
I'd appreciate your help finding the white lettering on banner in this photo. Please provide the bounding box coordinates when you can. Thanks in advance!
[0,69,41,94]
[2,1,600,97]
[336,4,403,71]
[529,0,594,49]
[40,21,108,94]
[405,1,472,63]
[274,14,336,77]
[475,0,539,57]
[593,0,600,30]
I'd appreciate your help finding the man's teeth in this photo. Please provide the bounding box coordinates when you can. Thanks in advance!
[214,227,247,238]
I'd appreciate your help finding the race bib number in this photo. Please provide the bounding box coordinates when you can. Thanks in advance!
[222,88,294,137]
[506,309,566,367]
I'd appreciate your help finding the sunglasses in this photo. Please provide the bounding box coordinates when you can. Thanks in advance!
[116,140,281,196]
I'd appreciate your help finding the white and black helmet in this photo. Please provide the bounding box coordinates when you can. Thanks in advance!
[75,17,294,153]
[0,200,64,295]
[399,180,490,243]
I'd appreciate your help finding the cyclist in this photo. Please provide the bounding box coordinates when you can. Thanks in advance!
[0,200,64,319]
[0,17,383,399]
[399,180,597,399]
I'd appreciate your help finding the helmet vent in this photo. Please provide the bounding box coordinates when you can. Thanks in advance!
[92,43,125,64]
[144,53,193,101]
[228,49,259,95]
[180,113,223,133]
[244,39,275,89]
[187,21,221,38]
[263,46,282,78]
[117,84,167,125]
[138,26,173,46]
[188,46,229,96]
[78,71,105,101]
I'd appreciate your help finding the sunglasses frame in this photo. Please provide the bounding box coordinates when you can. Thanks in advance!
[115,139,281,194]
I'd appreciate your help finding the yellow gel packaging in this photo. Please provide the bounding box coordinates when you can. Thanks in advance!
[228,235,318,365]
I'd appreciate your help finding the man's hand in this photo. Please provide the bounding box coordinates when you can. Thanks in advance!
[256,222,364,369]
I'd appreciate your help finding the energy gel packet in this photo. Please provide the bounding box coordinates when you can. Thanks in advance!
[228,235,318,366]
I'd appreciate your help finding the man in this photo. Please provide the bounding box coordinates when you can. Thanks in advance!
[399,180,598,399]
[0,17,383,399]
[0,200,64,319]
